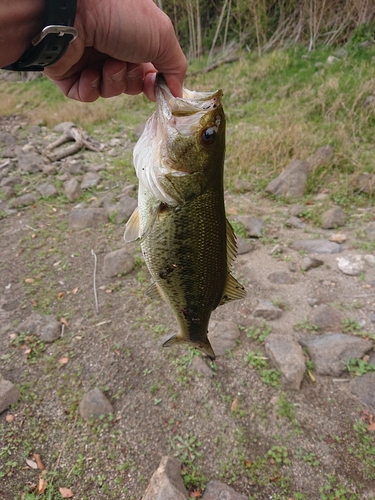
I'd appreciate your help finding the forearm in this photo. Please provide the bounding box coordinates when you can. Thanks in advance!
[0,0,44,67]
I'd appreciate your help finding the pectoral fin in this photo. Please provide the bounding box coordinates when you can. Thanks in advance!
[124,207,140,242]
[145,282,165,301]
[220,273,246,305]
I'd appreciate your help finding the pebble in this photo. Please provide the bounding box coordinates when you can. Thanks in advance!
[329,233,347,243]
[103,248,135,278]
[236,236,254,255]
[64,177,82,202]
[307,145,334,171]
[9,193,38,208]
[16,313,61,342]
[265,159,310,198]
[252,299,282,320]
[265,335,306,390]
[336,254,365,276]
[267,271,295,284]
[203,480,247,500]
[79,388,113,421]
[292,239,343,254]
[364,254,375,267]
[0,373,20,414]
[68,208,107,230]
[142,456,188,500]
[308,304,342,331]
[350,373,375,409]
[208,321,241,356]
[17,151,45,173]
[321,207,346,229]
[300,256,324,272]
[285,216,306,229]
[290,204,304,217]
[1,175,22,187]
[235,215,263,237]
[116,194,138,224]
[299,333,373,376]
[191,356,214,377]
[35,183,57,198]
[80,172,101,189]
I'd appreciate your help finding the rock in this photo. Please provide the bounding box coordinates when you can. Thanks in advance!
[236,236,254,255]
[68,208,107,230]
[1,186,16,199]
[369,313,375,324]
[17,151,45,173]
[285,216,306,229]
[307,297,320,308]
[80,172,101,189]
[9,193,38,208]
[116,195,138,224]
[0,131,16,145]
[265,160,310,199]
[191,356,214,377]
[292,239,343,254]
[364,255,375,267]
[16,313,61,342]
[67,160,85,175]
[321,207,346,229]
[326,55,340,64]
[265,335,306,390]
[36,183,57,198]
[267,271,295,284]
[142,456,188,500]
[208,321,241,356]
[1,175,22,187]
[233,179,252,193]
[350,373,375,409]
[103,248,135,277]
[64,178,82,202]
[336,255,365,276]
[308,305,342,331]
[299,334,373,376]
[300,257,324,272]
[290,204,304,217]
[235,216,263,238]
[79,388,113,421]
[355,173,375,194]
[307,145,334,171]
[288,261,297,272]
[0,375,20,413]
[329,233,347,244]
[253,300,282,320]
[203,480,247,500]
[42,164,57,175]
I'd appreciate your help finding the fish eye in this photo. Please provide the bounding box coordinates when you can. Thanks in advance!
[201,127,216,146]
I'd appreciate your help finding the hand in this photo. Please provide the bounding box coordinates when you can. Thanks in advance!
[43,0,187,102]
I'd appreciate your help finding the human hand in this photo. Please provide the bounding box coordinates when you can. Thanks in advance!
[44,0,187,102]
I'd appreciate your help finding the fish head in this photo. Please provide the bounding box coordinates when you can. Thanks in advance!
[133,73,225,206]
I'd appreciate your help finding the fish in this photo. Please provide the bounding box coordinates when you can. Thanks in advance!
[124,73,246,360]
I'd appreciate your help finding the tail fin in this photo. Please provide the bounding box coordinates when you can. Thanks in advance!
[162,334,216,361]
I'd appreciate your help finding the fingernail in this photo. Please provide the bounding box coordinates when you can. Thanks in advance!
[111,68,126,83]
[90,77,100,89]
[127,67,144,80]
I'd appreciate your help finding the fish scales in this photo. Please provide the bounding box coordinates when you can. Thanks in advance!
[125,74,246,359]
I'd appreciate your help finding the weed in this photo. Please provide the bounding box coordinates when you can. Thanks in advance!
[266,446,290,465]
[244,350,281,389]
[294,319,319,333]
[230,221,248,239]
[320,473,359,499]
[246,322,272,343]
[348,420,375,479]
[344,358,375,376]
[169,433,202,463]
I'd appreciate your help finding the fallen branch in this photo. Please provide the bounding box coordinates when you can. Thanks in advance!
[47,122,104,161]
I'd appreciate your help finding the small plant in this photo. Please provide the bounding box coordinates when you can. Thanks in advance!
[344,358,375,377]
[244,350,281,388]
[266,445,290,465]
[230,221,248,239]
[246,322,272,343]
[348,420,375,479]
[320,473,359,499]
[169,433,202,464]
[294,319,319,333]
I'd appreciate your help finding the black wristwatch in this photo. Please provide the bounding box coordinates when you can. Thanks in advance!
[3,0,77,71]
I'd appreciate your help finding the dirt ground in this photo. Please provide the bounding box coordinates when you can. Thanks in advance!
[1,115,375,500]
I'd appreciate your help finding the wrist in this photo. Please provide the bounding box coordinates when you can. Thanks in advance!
[0,1,44,68]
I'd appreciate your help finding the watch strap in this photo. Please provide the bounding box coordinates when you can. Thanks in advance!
[3,0,77,71]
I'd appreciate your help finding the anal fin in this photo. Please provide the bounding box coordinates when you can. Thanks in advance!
[220,273,246,305]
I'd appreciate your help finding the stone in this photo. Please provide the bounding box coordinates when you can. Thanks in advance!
[300,257,324,272]
[329,233,347,244]
[321,207,346,229]
[17,151,45,173]
[0,376,20,413]
[235,216,263,238]
[267,271,295,284]
[350,373,375,409]
[233,179,252,193]
[299,334,373,376]
[36,183,57,198]
[64,178,82,202]
[81,172,101,189]
[0,175,22,187]
[68,208,107,230]
[203,480,247,500]
[253,299,282,320]
[265,159,310,199]
[116,195,138,224]
[292,239,343,254]
[290,204,304,217]
[67,160,85,175]
[9,193,38,208]
[79,388,113,421]
[364,255,375,267]
[236,236,254,255]
[307,145,334,171]
[355,173,375,194]
[142,456,188,500]
[208,321,241,356]
[309,305,342,331]
[103,248,135,278]
[285,216,306,229]
[337,255,365,276]
[191,356,214,377]
[265,335,306,390]
[16,313,61,343]
[0,132,16,145]
[326,55,340,64]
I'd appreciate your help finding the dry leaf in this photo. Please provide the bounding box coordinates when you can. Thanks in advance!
[38,477,47,494]
[6,414,14,423]
[189,491,202,498]
[59,357,69,365]
[231,397,239,412]
[33,454,45,470]
[61,318,69,327]
[368,423,375,431]
[25,278,35,284]
[59,487,74,498]
[72,287,78,294]
[26,458,38,469]
[57,292,64,299]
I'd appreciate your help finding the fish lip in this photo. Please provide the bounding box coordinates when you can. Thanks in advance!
[156,73,222,117]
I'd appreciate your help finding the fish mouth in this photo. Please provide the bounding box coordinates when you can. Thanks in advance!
[156,73,222,119]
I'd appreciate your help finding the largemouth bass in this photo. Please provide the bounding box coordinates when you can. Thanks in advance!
[125,74,246,360]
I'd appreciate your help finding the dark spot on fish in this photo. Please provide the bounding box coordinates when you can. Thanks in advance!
[159,264,177,280]
[181,307,200,323]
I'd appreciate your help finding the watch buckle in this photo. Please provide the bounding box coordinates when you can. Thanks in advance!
[32,25,78,46]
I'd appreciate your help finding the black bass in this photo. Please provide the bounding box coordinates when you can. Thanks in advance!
[125,74,246,360]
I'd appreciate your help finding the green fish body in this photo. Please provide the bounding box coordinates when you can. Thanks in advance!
[125,74,246,359]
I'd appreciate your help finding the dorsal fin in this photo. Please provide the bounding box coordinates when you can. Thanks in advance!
[220,273,246,305]
[124,207,140,242]
[226,219,238,268]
